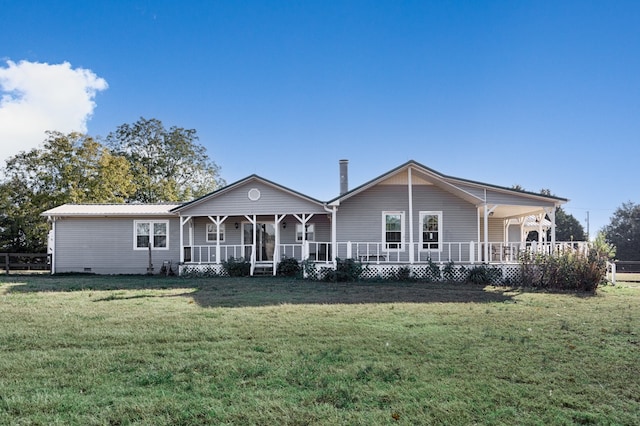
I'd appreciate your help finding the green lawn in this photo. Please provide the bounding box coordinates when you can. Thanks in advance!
[1,275,638,425]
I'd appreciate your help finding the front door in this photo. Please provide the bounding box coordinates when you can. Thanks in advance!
[243,223,276,262]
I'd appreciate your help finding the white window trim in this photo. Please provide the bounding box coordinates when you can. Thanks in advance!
[419,211,443,252]
[296,223,315,242]
[133,220,170,250]
[382,211,405,251]
[206,223,226,243]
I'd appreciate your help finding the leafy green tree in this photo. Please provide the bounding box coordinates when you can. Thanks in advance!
[0,132,136,251]
[603,201,640,261]
[106,117,224,202]
[0,177,49,252]
[554,206,586,241]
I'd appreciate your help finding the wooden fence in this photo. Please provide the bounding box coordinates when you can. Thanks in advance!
[1,253,51,274]
[614,261,640,273]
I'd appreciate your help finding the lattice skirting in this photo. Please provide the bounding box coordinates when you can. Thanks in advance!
[358,263,521,284]
[179,263,227,277]
[178,262,522,284]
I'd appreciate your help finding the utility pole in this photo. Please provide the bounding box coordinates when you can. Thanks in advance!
[586,211,590,240]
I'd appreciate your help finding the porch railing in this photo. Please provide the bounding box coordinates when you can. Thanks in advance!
[184,241,589,265]
[186,244,254,264]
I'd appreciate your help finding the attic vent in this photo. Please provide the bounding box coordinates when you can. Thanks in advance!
[248,188,261,201]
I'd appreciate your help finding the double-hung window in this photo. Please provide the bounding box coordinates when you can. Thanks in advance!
[134,220,169,250]
[296,223,315,241]
[420,211,442,250]
[206,223,225,242]
[383,211,404,250]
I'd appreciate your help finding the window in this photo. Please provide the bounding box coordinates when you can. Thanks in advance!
[134,220,169,250]
[206,223,225,242]
[383,212,404,250]
[296,223,315,241]
[420,211,442,250]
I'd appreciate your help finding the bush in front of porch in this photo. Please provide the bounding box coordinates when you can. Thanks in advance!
[323,258,364,282]
[276,257,302,277]
[519,243,610,293]
[222,257,251,277]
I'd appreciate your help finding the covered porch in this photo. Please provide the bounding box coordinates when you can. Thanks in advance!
[178,212,331,275]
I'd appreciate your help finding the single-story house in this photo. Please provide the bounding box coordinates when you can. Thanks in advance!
[42,160,584,278]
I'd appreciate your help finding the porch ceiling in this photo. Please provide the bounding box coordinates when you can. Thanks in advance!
[484,204,546,220]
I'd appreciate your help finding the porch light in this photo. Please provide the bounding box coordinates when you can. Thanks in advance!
[282,222,287,229]
[235,222,239,229]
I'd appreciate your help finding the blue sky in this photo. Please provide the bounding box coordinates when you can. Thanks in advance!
[1,0,639,236]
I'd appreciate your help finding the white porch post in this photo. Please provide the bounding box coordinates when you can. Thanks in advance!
[180,216,191,263]
[244,215,257,275]
[208,216,227,264]
[537,213,544,244]
[294,214,314,259]
[253,216,257,273]
[324,205,338,267]
[179,216,183,263]
[477,207,481,263]
[274,214,286,275]
[189,219,194,254]
[484,204,489,263]
[547,207,557,250]
[408,167,414,264]
[331,207,337,267]
[483,203,498,263]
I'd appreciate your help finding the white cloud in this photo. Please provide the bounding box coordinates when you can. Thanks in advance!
[0,60,108,167]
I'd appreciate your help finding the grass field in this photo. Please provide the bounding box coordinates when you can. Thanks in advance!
[0,275,638,425]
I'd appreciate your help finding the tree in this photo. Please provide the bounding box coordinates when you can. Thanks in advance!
[554,206,586,241]
[602,201,640,261]
[518,188,587,242]
[0,132,136,251]
[106,117,224,202]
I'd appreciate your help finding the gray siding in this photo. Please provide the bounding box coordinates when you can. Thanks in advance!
[180,180,326,216]
[54,217,181,274]
[336,184,478,244]
[486,218,505,242]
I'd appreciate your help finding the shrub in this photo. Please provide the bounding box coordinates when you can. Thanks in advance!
[396,266,412,281]
[426,258,441,281]
[276,257,301,277]
[467,265,501,285]
[324,258,363,282]
[519,248,607,293]
[222,257,251,277]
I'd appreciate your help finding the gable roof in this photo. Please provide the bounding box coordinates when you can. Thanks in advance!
[171,174,325,214]
[328,160,568,207]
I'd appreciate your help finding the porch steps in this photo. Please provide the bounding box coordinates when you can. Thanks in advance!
[253,263,274,276]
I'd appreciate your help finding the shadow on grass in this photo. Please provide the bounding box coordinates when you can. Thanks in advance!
[0,273,520,307]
